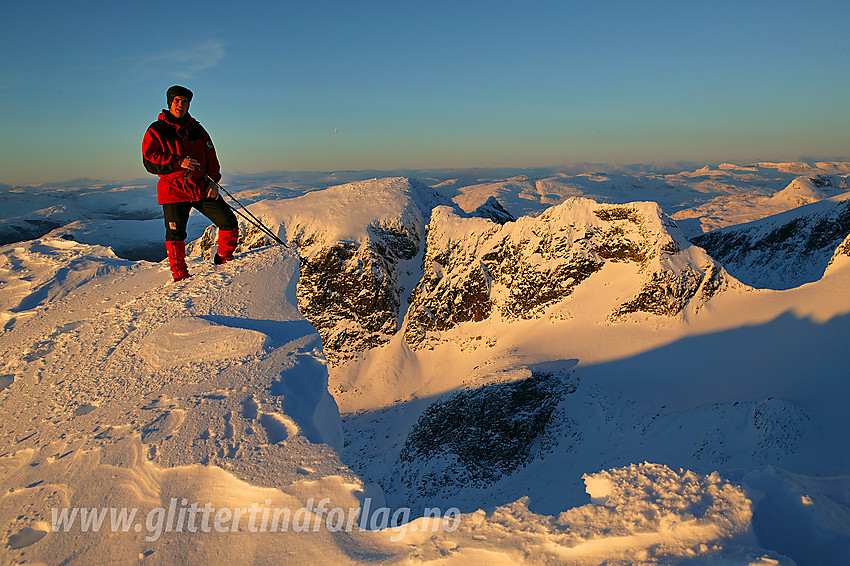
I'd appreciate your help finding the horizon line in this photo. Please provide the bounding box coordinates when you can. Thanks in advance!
[3,158,850,188]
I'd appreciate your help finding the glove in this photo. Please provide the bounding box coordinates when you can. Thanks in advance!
[179,156,200,170]
[206,181,220,200]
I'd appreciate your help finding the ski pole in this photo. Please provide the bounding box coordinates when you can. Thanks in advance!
[225,196,287,248]
[227,200,288,248]
[200,171,288,247]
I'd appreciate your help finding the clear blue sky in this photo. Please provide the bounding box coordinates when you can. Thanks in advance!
[1,0,848,185]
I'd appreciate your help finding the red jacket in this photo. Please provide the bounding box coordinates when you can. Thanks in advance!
[142,111,221,204]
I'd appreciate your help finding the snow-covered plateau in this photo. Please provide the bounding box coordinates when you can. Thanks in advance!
[1,162,849,565]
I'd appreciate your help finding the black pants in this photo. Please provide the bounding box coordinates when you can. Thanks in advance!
[162,198,238,242]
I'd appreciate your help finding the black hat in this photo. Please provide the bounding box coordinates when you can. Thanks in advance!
[166,85,193,107]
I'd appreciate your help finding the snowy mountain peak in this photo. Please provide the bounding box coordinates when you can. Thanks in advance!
[769,175,845,207]
[472,196,515,224]
[3,170,850,564]
[191,177,451,366]
[692,192,850,289]
[404,196,728,349]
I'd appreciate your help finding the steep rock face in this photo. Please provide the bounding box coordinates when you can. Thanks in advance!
[192,219,409,363]
[190,177,449,366]
[286,178,447,365]
[296,225,416,364]
[826,232,850,273]
[404,197,727,348]
[692,194,850,289]
[394,369,578,502]
[472,196,516,224]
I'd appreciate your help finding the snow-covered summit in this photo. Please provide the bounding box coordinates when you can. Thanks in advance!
[191,177,451,365]
[768,175,846,207]
[0,242,366,563]
[471,196,515,224]
[404,196,728,348]
[267,176,443,250]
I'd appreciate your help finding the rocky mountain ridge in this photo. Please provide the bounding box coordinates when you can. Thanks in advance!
[194,177,446,365]
[195,178,734,363]
[403,197,728,349]
[692,192,850,289]
[186,178,850,512]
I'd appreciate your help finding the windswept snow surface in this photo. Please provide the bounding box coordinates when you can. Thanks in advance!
[1,165,850,565]
[0,241,370,563]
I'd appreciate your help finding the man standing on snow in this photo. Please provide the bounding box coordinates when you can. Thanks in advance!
[142,85,239,281]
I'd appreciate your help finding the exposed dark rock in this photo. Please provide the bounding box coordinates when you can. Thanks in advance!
[613,266,714,318]
[473,196,516,225]
[289,178,444,365]
[692,197,850,289]
[395,370,579,499]
[825,234,850,272]
[593,206,642,224]
[809,175,834,188]
[482,239,604,319]
[0,219,63,246]
[405,199,720,348]
[297,238,406,364]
